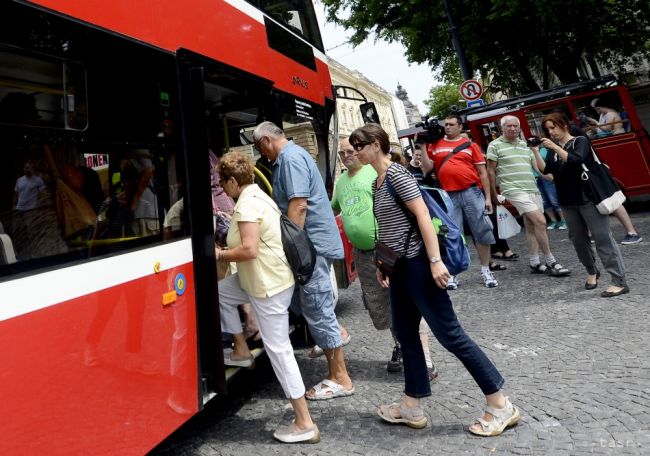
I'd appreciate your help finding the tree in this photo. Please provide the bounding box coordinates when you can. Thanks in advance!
[425,83,463,118]
[321,0,650,95]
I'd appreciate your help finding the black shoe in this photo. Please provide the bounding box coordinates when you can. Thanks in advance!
[601,286,629,298]
[387,345,403,372]
[585,270,600,290]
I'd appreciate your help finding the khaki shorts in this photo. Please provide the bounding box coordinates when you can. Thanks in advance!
[506,192,544,215]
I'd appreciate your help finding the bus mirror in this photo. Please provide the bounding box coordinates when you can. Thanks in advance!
[360,102,380,125]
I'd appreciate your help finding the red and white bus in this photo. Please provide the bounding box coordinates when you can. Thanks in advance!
[0,1,349,453]
[459,76,650,199]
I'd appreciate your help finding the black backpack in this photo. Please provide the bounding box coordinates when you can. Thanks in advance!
[255,196,317,285]
[278,213,317,285]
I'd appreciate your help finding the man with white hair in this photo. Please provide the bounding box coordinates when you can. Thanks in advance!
[487,115,570,277]
[252,121,354,401]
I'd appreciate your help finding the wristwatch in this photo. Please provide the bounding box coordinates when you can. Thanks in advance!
[430,256,442,264]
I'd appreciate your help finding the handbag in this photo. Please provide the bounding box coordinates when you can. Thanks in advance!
[374,240,401,278]
[579,142,625,215]
[214,212,230,247]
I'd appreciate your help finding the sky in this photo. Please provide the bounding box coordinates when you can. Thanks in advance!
[313,1,440,114]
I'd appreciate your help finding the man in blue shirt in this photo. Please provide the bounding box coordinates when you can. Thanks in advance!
[253,121,354,401]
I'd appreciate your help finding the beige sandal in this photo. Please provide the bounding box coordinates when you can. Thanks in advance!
[378,402,428,429]
[469,397,520,436]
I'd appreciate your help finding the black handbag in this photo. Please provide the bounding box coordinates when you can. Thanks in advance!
[578,140,625,214]
[374,241,401,277]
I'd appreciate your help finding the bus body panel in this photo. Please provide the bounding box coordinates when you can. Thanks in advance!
[27,0,333,105]
[0,241,198,455]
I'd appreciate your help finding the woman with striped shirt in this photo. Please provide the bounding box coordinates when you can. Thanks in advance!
[349,123,519,437]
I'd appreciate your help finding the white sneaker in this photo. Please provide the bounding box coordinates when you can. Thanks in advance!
[481,270,498,288]
[446,275,459,290]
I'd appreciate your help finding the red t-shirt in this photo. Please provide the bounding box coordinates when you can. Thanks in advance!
[427,137,485,191]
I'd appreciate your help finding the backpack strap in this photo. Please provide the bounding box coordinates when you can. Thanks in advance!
[436,141,472,172]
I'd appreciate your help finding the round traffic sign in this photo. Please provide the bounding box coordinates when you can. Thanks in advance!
[460,79,483,101]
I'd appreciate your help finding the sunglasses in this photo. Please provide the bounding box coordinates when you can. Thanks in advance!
[351,141,370,152]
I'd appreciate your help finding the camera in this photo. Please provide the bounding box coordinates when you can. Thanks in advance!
[415,117,445,143]
[526,136,543,147]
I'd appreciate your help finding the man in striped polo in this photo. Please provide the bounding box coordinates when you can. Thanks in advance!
[487,115,570,277]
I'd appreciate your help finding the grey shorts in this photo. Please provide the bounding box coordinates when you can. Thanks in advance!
[353,248,392,331]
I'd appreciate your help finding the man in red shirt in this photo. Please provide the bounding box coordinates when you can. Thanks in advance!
[420,114,500,289]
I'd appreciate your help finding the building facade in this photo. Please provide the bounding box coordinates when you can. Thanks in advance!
[395,83,422,127]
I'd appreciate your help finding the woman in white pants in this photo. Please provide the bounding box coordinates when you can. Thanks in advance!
[214,151,319,444]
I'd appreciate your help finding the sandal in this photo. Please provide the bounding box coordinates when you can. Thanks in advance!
[469,397,520,437]
[546,261,570,277]
[306,379,355,401]
[489,262,507,271]
[491,253,505,260]
[503,252,519,261]
[529,263,548,274]
[378,402,428,429]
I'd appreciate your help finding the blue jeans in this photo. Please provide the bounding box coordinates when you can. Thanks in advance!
[290,255,342,349]
[389,251,505,397]
[448,186,495,245]
[536,177,561,212]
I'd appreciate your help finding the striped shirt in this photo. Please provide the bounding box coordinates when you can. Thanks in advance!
[373,163,423,258]
[486,136,538,195]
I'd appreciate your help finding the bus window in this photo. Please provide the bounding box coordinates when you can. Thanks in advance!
[572,92,628,138]
[0,22,185,277]
[0,47,88,130]
[257,0,324,51]
[524,103,572,137]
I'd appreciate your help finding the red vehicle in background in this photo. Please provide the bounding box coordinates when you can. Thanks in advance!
[459,76,650,199]
[0,1,354,454]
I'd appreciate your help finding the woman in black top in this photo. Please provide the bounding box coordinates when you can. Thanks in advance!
[350,123,519,436]
[531,112,628,297]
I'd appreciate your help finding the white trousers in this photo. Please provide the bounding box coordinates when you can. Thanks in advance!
[219,273,305,399]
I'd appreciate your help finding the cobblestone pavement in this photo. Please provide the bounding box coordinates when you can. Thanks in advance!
[152,208,650,456]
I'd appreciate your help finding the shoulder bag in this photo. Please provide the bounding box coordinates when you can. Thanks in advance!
[576,138,626,214]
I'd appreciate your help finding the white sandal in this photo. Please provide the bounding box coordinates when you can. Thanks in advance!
[469,397,520,436]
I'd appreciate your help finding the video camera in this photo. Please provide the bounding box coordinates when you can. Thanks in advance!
[415,117,445,144]
[526,136,543,147]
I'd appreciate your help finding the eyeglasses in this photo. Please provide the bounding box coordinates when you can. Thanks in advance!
[338,149,357,156]
[351,142,370,152]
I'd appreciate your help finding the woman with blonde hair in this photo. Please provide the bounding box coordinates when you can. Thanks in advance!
[215,151,319,443]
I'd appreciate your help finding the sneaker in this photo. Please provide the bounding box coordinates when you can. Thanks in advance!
[556,220,568,230]
[273,423,320,444]
[224,352,254,368]
[546,221,556,230]
[621,234,642,245]
[387,345,403,372]
[446,275,458,290]
[481,270,498,288]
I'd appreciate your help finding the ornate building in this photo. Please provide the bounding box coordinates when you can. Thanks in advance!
[328,58,407,153]
[395,83,422,127]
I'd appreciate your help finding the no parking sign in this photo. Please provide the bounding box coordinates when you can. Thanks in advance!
[460,79,483,101]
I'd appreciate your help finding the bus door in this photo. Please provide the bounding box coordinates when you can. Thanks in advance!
[177,49,277,397]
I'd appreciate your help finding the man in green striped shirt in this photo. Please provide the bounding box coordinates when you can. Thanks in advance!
[487,115,570,277]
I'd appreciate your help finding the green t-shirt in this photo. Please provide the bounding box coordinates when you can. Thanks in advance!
[487,136,538,195]
[331,165,378,250]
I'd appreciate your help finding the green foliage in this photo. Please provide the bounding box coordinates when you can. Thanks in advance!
[321,0,650,94]
[424,84,463,118]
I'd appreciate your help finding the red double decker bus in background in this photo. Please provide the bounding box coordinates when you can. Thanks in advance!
[459,76,650,199]
[0,1,353,454]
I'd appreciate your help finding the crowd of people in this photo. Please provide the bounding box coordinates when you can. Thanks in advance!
[214,113,639,444]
